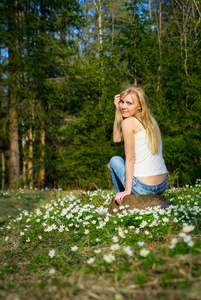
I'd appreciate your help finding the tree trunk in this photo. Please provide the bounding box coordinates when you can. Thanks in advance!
[149,0,152,20]
[157,0,162,93]
[93,0,103,54]
[154,0,162,94]
[38,120,45,189]
[112,3,114,47]
[27,124,33,188]
[133,5,137,85]
[22,155,27,184]
[8,2,20,186]
[38,0,46,189]
[98,0,103,52]
[1,152,5,190]
[21,125,27,185]
[9,104,20,185]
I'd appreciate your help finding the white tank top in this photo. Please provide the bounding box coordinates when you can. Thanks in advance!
[132,118,167,177]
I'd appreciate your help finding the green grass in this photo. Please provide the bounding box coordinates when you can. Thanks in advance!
[0,182,201,300]
[0,188,51,223]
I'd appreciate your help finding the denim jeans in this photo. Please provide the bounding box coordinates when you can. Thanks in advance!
[109,156,168,195]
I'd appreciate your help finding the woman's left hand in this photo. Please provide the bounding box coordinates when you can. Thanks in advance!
[115,191,131,205]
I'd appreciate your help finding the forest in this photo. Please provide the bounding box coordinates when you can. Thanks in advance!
[0,0,201,190]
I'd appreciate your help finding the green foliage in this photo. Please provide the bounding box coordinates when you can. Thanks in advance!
[0,0,201,189]
[160,269,177,288]
[133,271,148,286]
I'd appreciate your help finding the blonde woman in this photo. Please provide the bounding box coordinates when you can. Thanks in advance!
[109,85,168,204]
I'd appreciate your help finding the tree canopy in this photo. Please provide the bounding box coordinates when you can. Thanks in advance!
[0,0,201,189]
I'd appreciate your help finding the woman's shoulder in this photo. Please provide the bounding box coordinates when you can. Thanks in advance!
[122,117,146,135]
[121,117,137,134]
[122,116,135,126]
[122,117,141,129]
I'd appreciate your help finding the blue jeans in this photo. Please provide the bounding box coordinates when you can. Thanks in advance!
[109,156,168,195]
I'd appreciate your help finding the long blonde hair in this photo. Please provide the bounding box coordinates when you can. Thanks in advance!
[117,85,161,154]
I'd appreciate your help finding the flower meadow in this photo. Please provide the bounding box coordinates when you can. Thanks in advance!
[0,181,201,299]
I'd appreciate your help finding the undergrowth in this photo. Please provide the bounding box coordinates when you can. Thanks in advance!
[0,181,201,300]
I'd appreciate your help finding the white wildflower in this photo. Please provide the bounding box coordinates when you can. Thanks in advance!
[169,244,176,249]
[137,241,144,247]
[118,231,126,238]
[59,225,65,232]
[114,293,123,300]
[105,216,109,222]
[139,248,150,257]
[86,257,95,264]
[182,224,195,233]
[110,244,120,251]
[179,232,188,239]
[103,253,115,263]
[94,248,102,254]
[71,246,78,252]
[187,240,194,247]
[140,220,147,228]
[171,237,178,245]
[51,224,57,230]
[98,221,106,228]
[49,250,56,258]
[49,268,56,275]
[112,236,119,243]
[183,235,192,243]
[123,246,133,256]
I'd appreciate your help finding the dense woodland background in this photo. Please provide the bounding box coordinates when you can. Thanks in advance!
[0,0,201,190]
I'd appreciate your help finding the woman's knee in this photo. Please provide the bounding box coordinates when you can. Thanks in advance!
[109,156,124,169]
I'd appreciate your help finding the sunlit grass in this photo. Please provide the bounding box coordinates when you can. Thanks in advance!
[0,180,201,299]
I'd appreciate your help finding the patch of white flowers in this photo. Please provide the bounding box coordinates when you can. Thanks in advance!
[103,253,116,263]
[1,184,201,265]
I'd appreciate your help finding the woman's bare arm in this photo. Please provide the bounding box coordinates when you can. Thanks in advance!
[113,94,123,142]
[115,118,135,204]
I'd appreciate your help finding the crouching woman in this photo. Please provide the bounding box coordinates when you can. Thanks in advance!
[109,85,168,205]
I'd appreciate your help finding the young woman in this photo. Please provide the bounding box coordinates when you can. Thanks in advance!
[109,85,168,204]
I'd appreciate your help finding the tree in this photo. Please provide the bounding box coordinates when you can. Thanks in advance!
[0,0,84,188]
[0,0,200,189]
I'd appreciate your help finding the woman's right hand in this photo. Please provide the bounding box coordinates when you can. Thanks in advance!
[114,94,121,110]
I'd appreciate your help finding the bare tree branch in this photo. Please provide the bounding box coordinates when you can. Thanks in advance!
[192,0,201,18]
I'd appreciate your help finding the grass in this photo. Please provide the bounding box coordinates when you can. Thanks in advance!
[0,181,201,300]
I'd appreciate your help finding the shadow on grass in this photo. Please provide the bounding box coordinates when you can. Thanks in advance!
[0,189,52,226]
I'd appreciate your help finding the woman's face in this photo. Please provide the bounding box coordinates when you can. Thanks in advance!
[119,93,141,118]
